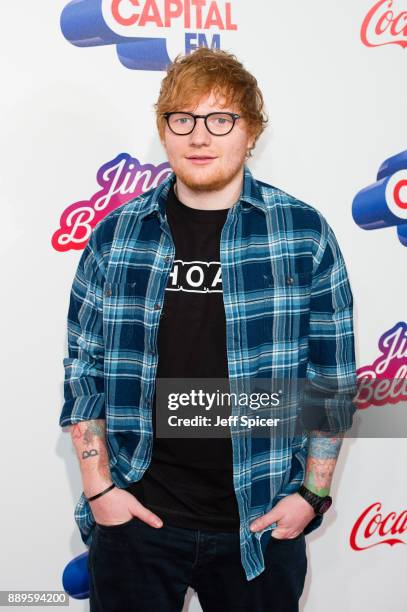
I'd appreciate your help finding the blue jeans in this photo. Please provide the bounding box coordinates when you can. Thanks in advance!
[88,516,307,612]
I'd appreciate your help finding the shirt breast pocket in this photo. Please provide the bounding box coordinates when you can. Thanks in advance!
[262,271,312,341]
[102,282,147,351]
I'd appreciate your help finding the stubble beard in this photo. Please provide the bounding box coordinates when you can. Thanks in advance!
[172,154,246,193]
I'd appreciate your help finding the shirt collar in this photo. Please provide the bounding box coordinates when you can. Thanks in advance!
[139,163,267,221]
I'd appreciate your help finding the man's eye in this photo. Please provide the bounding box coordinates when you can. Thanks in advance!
[209,115,232,124]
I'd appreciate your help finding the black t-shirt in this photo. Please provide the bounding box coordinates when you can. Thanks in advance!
[125,183,240,531]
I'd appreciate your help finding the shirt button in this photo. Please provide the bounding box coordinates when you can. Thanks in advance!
[154,303,161,310]
[104,288,112,297]
[286,276,294,285]
[164,255,171,262]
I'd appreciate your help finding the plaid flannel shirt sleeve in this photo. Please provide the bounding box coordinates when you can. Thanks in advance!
[59,236,106,428]
[302,219,358,435]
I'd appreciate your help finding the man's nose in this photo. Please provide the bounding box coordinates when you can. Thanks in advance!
[189,117,212,145]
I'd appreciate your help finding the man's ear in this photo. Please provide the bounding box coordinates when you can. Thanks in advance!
[243,123,254,149]
[157,124,166,149]
[248,130,256,150]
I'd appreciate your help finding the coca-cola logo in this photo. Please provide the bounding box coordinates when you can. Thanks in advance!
[52,154,171,252]
[355,322,407,409]
[361,0,407,49]
[350,502,407,550]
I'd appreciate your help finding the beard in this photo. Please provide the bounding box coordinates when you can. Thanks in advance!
[170,153,246,193]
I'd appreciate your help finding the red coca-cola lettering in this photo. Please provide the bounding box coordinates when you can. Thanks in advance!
[361,0,407,48]
[350,502,407,550]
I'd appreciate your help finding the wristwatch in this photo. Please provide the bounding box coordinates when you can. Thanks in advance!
[298,484,332,516]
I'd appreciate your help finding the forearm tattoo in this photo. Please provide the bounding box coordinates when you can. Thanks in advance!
[70,420,111,480]
[303,432,344,496]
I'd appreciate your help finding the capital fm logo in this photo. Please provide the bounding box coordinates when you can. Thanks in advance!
[350,502,407,550]
[60,0,239,70]
[361,0,407,49]
[51,154,171,252]
[352,150,407,247]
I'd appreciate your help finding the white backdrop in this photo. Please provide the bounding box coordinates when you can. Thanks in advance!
[1,1,406,610]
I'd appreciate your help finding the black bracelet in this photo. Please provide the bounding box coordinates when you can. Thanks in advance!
[86,483,116,502]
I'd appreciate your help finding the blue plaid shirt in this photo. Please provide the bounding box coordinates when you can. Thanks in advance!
[59,164,357,581]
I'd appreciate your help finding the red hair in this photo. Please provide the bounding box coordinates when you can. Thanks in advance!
[154,47,268,157]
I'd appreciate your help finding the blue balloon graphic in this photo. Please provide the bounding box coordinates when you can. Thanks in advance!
[62,552,89,600]
[352,150,407,246]
[60,0,170,70]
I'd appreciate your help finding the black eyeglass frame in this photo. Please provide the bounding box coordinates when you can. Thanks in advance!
[162,111,241,136]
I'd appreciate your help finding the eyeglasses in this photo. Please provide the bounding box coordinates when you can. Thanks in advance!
[162,111,241,136]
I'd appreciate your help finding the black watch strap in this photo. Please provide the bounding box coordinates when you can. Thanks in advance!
[298,484,332,515]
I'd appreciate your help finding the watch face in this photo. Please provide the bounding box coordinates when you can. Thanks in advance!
[318,498,332,514]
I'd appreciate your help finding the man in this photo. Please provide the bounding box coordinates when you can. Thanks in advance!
[60,47,357,612]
